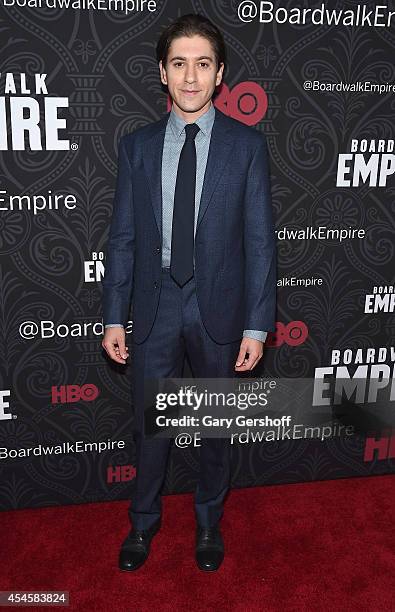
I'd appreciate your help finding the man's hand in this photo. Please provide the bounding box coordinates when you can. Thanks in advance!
[102,327,129,364]
[235,337,264,371]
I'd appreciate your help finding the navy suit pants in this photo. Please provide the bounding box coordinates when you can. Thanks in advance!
[128,267,241,530]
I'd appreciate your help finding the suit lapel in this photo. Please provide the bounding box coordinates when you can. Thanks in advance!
[142,112,170,241]
[142,106,233,240]
[196,107,233,231]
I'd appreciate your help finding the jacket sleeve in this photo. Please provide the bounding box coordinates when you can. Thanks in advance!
[243,134,277,332]
[101,135,135,327]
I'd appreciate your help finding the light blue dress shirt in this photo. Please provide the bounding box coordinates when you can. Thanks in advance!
[106,101,267,343]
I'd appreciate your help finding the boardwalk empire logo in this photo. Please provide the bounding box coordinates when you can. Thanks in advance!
[0,73,70,150]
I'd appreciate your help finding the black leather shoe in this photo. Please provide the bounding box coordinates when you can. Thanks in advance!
[118,519,161,571]
[195,524,224,571]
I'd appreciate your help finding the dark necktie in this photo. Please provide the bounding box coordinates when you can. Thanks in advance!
[170,122,200,287]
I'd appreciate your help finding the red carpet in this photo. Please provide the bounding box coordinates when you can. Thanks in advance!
[1,475,394,611]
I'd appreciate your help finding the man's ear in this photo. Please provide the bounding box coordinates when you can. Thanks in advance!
[216,62,224,87]
[159,60,167,86]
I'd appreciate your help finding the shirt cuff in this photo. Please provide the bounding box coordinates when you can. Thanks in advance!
[105,324,124,328]
[243,330,268,342]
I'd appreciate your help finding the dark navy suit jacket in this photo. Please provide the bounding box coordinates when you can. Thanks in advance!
[102,106,277,345]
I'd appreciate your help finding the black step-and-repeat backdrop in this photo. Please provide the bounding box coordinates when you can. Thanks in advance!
[0,1,394,511]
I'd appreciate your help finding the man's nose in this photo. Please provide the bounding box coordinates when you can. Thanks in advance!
[184,65,197,82]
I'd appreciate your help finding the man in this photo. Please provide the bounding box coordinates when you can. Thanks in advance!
[102,13,276,572]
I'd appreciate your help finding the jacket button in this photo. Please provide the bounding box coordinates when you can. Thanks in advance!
[155,247,160,254]
[154,281,158,289]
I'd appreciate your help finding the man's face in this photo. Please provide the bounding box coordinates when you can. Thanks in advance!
[159,34,224,119]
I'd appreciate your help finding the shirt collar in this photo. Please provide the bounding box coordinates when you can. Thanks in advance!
[168,101,215,138]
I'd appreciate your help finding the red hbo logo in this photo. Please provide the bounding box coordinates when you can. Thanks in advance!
[107,465,136,484]
[167,81,268,126]
[364,433,395,462]
[51,384,99,404]
[266,321,309,347]
[215,82,268,125]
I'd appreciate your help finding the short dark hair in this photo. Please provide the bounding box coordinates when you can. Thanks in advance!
[156,13,226,73]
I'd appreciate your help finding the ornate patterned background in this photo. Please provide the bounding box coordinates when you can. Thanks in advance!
[0,0,394,511]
